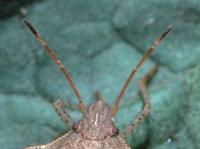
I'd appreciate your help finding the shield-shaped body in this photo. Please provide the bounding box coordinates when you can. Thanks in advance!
[25,100,131,149]
[26,132,131,149]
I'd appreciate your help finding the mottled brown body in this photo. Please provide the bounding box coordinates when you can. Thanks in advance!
[24,20,172,149]
[26,100,130,149]
[26,132,130,149]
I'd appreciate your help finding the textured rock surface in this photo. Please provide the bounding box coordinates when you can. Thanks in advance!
[0,0,200,149]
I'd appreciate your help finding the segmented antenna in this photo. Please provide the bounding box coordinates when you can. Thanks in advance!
[24,20,85,112]
[111,25,173,117]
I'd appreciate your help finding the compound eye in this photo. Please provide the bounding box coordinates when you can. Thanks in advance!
[72,123,79,132]
[111,127,119,136]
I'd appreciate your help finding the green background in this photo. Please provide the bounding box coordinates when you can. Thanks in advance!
[0,0,200,149]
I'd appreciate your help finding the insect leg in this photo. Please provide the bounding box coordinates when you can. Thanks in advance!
[53,99,75,128]
[58,99,79,111]
[120,64,159,138]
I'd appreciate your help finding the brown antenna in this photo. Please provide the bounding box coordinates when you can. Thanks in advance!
[111,25,173,117]
[24,20,85,112]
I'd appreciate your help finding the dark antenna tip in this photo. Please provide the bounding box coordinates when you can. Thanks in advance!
[24,19,85,112]
[160,24,174,41]
[111,24,173,117]
[24,20,38,36]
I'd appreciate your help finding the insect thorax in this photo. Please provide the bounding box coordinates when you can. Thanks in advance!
[73,100,119,141]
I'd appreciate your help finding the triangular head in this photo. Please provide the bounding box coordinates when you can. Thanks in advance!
[73,99,119,141]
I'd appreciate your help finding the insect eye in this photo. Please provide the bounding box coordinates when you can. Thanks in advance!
[111,127,119,136]
[72,123,79,132]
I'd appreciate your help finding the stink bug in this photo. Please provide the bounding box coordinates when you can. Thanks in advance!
[24,20,173,149]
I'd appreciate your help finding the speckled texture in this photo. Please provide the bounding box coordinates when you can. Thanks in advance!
[25,97,131,149]
[25,132,130,149]
[0,0,200,149]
